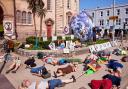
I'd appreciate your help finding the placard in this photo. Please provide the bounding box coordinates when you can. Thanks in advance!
[62,36,65,40]
[52,36,57,41]
[3,21,14,36]
[49,42,55,50]
[63,48,70,53]
[43,36,47,41]
[71,35,74,40]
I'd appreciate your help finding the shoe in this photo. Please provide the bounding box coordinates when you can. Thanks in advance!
[71,75,76,82]
[12,71,16,73]
[54,71,57,78]
[6,70,10,74]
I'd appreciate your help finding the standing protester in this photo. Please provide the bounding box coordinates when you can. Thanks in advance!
[92,27,97,44]
[8,39,14,52]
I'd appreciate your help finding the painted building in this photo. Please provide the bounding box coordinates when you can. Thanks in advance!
[86,4,128,30]
[0,0,79,40]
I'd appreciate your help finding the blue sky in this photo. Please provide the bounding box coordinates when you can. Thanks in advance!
[80,0,128,10]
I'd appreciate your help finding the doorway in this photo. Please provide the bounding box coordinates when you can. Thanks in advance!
[0,5,4,38]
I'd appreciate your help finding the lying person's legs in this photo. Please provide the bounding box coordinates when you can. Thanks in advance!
[12,63,21,73]
[6,63,16,73]
[48,75,76,89]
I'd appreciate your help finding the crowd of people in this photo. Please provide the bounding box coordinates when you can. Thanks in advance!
[0,38,128,89]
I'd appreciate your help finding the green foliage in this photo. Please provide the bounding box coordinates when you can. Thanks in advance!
[96,39,108,44]
[66,58,82,64]
[65,36,71,41]
[57,36,62,40]
[0,24,4,32]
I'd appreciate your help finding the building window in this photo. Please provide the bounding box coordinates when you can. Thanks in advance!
[47,0,51,10]
[28,12,32,24]
[117,9,120,15]
[107,10,109,16]
[67,0,71,9]
[107,19,109,25]
[116,18,121,25]
[100,19,104,25]
[126,8,128,14]
[22,11,26,24]
[101,11,103,16]
[92,12,94,17]
[16,10,21,23]
[125,18,128,24]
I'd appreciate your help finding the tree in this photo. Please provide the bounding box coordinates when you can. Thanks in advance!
[26,0,38,36]
[37,0,46,41]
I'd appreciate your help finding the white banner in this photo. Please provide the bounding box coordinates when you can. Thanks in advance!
[3,21,14,36]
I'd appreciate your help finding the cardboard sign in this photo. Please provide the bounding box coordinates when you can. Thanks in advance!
[89,45,96,53]
[69,42,75,51]
[63,48,70,53]
[52,36,57,41]
[62,36,65,40]
[43,36,47,41]
[71,35,74,39]
[49,42,55,50]
[3,21,14,36]
[66,41,70,49]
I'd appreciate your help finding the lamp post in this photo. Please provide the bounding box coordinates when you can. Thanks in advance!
[112,0,115,41]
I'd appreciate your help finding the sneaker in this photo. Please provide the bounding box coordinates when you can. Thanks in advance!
[12,71,16,73]
[6,70,10,74]
[54,71,57,78]
[71,75,76,82]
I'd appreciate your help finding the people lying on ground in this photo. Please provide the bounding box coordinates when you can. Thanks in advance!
[106,60,123,71]
[24,56,36,68]
[6,57,21,73]
[103,74,121,88]
[19,75,76,89]
[53,63,77,78]
[42,56,69,66]
[96,50,112,60]
[90,79,112,89]
[81,53,98,64]
[121,56,128,62]
[30,65,51,79]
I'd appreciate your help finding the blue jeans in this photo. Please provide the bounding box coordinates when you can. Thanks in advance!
[48,79,62,89]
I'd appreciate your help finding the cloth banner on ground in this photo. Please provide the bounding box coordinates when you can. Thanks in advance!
[66,41,71,49]
[94,44,102,52]
[89,45,96,53]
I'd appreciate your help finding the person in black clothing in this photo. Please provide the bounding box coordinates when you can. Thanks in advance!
[24,57,36,68]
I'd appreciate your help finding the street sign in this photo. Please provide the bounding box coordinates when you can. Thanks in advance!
[109,16,118,20]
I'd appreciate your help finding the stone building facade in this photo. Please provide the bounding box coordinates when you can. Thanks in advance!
[0,0,79,41]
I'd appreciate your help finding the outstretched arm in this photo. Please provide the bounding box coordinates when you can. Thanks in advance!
[31,73,42,77]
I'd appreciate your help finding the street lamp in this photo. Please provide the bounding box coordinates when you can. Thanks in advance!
[112,0,115,42]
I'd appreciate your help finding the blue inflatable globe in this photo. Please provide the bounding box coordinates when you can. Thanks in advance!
[69,10,94,41]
